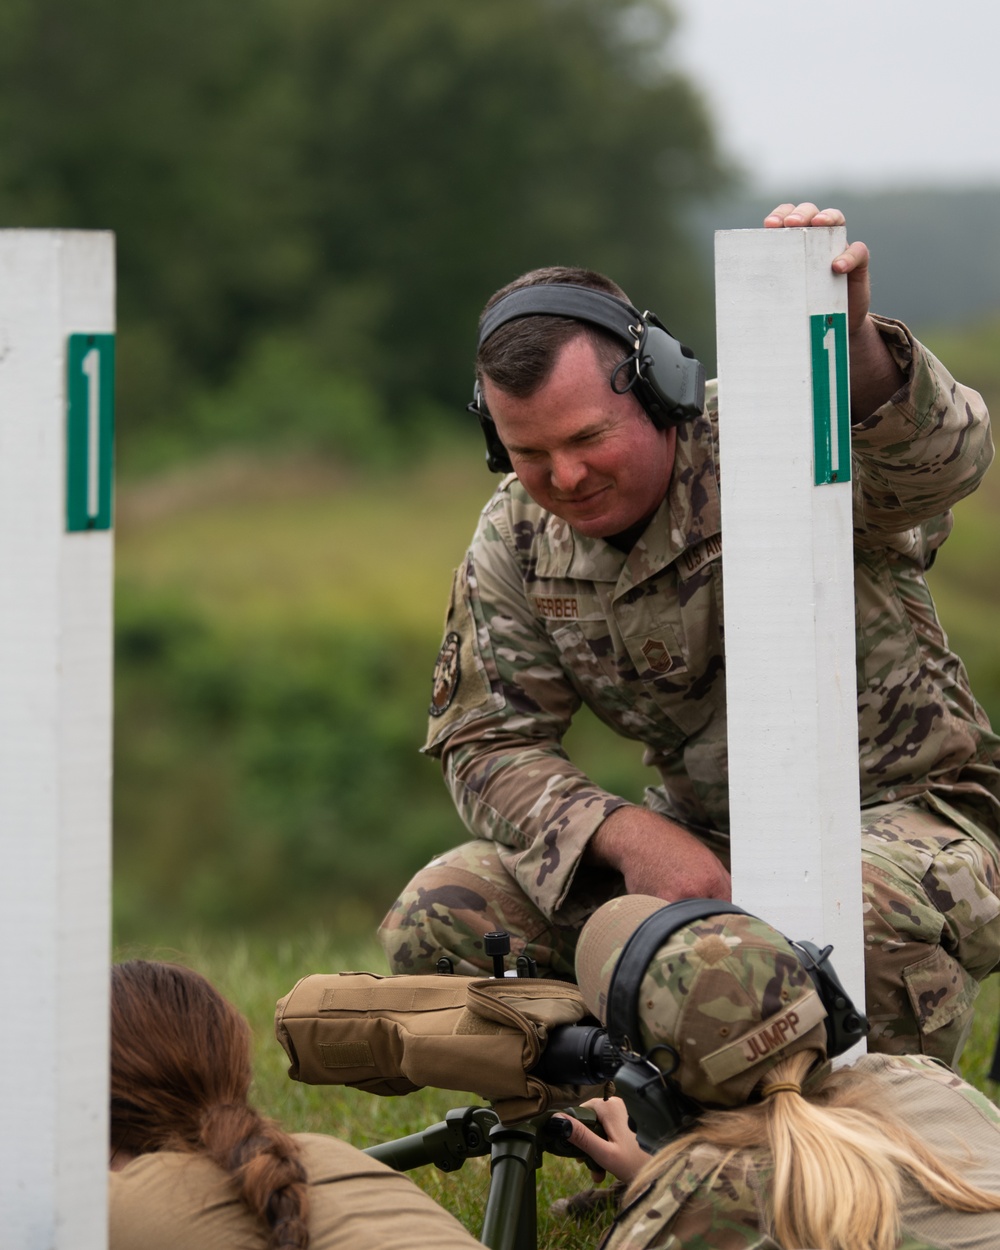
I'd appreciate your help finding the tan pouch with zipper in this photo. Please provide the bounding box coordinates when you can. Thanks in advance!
[274,971,606,1122]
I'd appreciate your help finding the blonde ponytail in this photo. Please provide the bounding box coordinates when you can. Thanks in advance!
[629,1051,1000,1250]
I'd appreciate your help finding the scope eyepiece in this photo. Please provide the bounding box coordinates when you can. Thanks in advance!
[529,1024,621,1087]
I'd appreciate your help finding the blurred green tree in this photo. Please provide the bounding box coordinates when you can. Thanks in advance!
[0,0,731,467]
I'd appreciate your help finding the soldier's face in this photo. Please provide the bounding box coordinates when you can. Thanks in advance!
[484,335,677,539]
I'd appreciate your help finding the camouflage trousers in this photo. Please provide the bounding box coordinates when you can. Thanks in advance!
[378,798,1000,1066]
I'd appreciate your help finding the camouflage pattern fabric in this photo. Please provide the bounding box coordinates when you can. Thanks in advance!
[572,900,832,1108]
[379,836,622,980]
[380,317,1000,1064]
[378,797,1000,1065]
[419,317,998,917]
[605,1053,1000,1250]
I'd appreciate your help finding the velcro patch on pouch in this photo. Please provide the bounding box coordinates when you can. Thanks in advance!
[454,1008,505,1037]
[320,1041,376,1069]
[699,990,828,1084]
[319,983,463,1013]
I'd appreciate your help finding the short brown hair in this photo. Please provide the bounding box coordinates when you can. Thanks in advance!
[476,266,633,398]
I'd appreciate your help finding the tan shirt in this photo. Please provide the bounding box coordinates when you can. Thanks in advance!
[109,1131,481,1250]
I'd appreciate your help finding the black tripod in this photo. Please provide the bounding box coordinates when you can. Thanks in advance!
[362,931,611,1250]
[365,1103,602,1250]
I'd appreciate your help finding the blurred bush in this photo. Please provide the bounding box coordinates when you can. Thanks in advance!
[0,0,732,473]
[114,579,465,939]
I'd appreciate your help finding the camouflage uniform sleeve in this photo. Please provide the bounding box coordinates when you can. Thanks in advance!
[607,1147,779,1250]
[851,316,993,546]
[423,497,629,918]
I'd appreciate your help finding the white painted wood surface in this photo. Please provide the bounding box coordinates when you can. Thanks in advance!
[0,231,115,1248]
[715,226,866,1020]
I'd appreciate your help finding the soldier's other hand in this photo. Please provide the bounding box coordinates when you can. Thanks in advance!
[763,201,871,334]
[587,807,732,903]
[553,1097,648,1185]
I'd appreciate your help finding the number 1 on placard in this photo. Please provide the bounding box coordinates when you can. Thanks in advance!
[823,324,839,476]
[810,312,849,486]
[81,347,100,520]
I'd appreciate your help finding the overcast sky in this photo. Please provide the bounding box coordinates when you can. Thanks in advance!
[670,0,1000,192]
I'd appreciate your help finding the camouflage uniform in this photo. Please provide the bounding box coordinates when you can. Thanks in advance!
[380,317,1000,1063]
[607,1054,1000,1250]
[580,901,1000,1250]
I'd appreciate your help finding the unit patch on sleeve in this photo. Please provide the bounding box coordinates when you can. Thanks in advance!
[429,631,462,717]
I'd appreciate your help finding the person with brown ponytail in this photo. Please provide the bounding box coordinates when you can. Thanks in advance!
[559,897,1000,1250]
[108,959,481,1250]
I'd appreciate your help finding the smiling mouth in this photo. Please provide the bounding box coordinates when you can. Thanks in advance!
[555,486,609,506]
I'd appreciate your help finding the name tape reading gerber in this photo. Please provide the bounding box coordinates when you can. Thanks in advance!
[533,595,580,620]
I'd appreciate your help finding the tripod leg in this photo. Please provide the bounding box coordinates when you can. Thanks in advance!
[479,1123,541,1250]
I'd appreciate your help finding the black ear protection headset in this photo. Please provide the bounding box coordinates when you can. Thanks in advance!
[603,898,869,1151]
[467,284,706,473]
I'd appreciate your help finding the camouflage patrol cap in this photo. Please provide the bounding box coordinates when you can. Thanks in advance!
[575,895,829,1108]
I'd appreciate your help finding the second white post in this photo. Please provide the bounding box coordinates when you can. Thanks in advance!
[715,225,865,1017]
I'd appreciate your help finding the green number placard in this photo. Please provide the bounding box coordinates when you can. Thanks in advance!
[66,333,115,531]
[810,312,850,485]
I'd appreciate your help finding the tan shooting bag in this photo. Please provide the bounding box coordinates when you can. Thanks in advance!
[274,971,607,1123]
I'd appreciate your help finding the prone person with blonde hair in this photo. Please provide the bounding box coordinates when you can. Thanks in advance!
[559,896,1000,1250]
[108,959,482,1250]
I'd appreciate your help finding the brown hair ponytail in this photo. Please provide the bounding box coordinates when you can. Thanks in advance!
[111,960,310,1250]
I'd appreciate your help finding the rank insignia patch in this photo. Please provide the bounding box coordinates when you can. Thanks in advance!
[641,637,673,674]
[429,631,461,716]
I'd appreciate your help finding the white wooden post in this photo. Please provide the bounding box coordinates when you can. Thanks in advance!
[715,226,865,1021]
[0,231,115,1247]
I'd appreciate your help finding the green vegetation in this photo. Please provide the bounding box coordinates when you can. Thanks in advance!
[0,0,730,476]
[112,435,654,942]
[7,5,1000,1236]
[113,322,1000,943]
[114,930,616,1247]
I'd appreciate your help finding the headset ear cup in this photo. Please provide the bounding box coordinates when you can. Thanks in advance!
[469,380,514,474]
[480,415,513,474]
[636,324,706,427]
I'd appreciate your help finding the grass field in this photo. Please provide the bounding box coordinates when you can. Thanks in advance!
[115,928,613,1249]
[114,927,1000,1250]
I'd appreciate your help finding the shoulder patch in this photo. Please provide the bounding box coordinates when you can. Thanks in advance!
[429,631,462,717]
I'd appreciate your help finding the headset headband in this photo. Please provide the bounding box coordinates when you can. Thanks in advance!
[606,899,746,1052]
[477,284,645,350]
[604,898,867,1061]
[469,282,706,471]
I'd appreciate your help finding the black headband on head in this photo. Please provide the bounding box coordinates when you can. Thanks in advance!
[468,283,706,473]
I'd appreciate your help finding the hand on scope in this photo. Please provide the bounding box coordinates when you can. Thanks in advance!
[553,1097,649,1185]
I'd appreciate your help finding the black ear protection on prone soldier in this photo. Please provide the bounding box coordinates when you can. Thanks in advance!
[602,898,869,1152]
[467,284,706,474]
